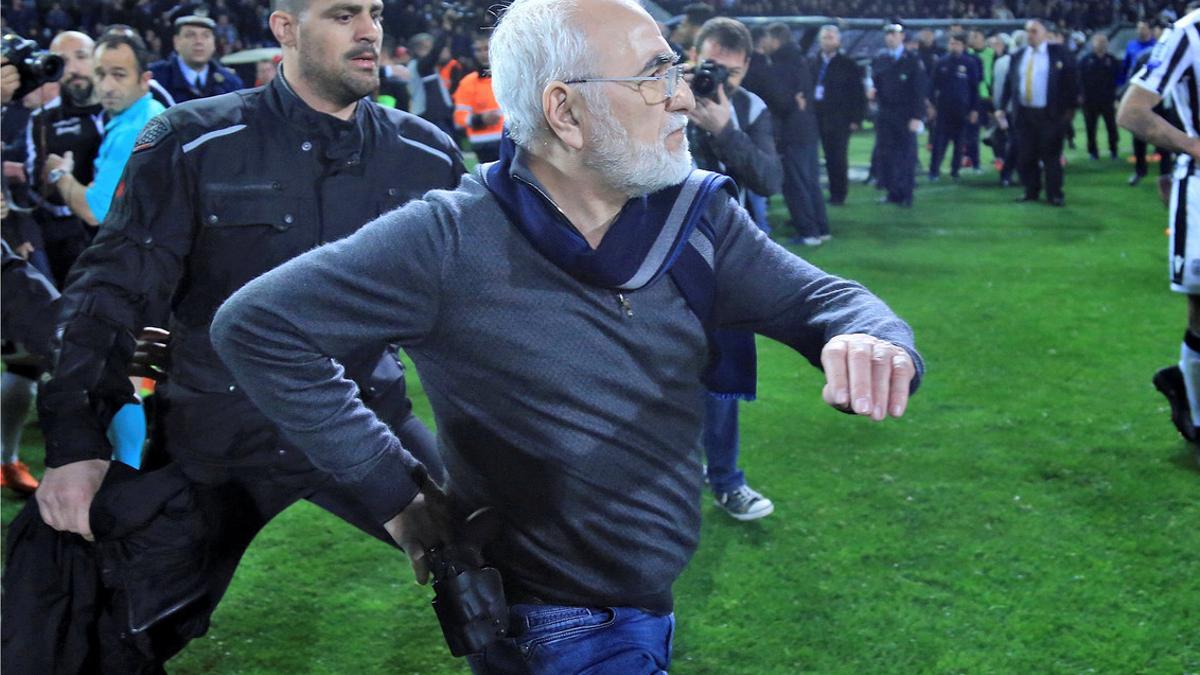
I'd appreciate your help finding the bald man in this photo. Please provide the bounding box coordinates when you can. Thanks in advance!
[21,31,104,287]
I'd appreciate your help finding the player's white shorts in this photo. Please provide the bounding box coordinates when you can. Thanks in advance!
[1169,159,1200,294]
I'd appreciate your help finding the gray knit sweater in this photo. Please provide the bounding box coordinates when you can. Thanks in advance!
[210,172,922,613]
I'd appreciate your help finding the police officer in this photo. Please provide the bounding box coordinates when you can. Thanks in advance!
[928,33,980,181]
[1078,32,1120,161]
[871,22,927,207]
[149,13,245,104]
[19,0,464,668]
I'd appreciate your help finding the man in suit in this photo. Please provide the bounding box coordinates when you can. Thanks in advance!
[1077,32,1120,161]
[753,22,827,245]
[871,22,927,208]
[812,25,866,206]
[149,14,244,105]
[997,18,1079,206]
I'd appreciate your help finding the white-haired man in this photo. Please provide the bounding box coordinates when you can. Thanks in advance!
[211,0,925,670]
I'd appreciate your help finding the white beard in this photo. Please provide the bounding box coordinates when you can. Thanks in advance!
[580,90,693,197]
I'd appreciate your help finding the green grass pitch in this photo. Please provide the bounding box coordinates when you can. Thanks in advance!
[2,122,1197,673]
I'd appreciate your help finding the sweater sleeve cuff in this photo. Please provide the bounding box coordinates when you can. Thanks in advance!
[355,444,423,525]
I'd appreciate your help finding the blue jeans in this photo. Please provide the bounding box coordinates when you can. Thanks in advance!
[468,604,674,674]
[703,396,744,494]
[745,191,770,235]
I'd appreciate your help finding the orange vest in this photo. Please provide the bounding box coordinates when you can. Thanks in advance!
[452,71,504,146]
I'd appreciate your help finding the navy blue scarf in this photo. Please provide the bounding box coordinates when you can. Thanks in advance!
[479,135,756,400]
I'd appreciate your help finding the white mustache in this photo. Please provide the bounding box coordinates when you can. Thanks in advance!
[662,114,688,138]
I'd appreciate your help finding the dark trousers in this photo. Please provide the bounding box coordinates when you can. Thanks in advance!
[817,113,851,203]
[37,215,94,288]
[780,140,828,237]
[876,114,918,203]
[1133,137,1174,176]
[1083,102,1118,158]
[3,382,443,671]
[1016,106,1066,200]
[964,116,981,169]
[929,114,966,178]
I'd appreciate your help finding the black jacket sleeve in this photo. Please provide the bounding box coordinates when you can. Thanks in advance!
[1,240,60,363]
[704,95,783,196]
[38,118,195,467]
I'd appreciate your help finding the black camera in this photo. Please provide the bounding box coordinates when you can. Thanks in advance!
[1,33,64,101]
[427,508,509,657]
[691,60,729,101]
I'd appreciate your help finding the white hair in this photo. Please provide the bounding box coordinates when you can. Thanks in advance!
[490,0,591,150]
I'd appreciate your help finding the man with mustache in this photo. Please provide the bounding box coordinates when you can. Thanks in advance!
[10,0,463,669]
[43,31,165,228]
[212,0,923,670]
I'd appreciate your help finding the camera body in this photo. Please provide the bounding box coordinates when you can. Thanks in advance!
[1,33,64,101]
[691,60,729,101]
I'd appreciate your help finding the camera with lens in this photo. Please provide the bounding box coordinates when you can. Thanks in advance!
[1,32,64,101]
[691,60,729,101]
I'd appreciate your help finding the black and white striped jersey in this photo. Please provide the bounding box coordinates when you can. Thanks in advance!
[1132,9,1200,139]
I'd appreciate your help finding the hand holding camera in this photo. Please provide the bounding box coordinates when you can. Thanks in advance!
[686,60,732,134]
[1,33,64,103]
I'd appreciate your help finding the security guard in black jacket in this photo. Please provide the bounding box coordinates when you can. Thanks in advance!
[871,22,927,207]
[1078,33,1120,160]
[10,1,465,669]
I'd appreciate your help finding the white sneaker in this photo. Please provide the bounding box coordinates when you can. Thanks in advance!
[713,484,775,521]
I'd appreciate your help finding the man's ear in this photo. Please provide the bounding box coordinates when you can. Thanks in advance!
[270,11,298,49]
[543,82,584,151]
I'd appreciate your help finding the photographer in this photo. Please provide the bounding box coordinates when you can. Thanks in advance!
[687,16,782,522]
[22,31,104,288]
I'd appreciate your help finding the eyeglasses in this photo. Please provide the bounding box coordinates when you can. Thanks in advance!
[564,64,686,104]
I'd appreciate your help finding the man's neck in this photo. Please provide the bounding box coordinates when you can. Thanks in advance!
[180,56,210,73]
[524,149,626,250]
[280,64,358,121]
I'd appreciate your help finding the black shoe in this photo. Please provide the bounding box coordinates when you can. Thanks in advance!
[827,198,845,206]
[1088,153,1099,161]
[1152,365,1200,443]
[1129,173,1145,186]
[1014,195,1038,203]
[1048,196,1065,207]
